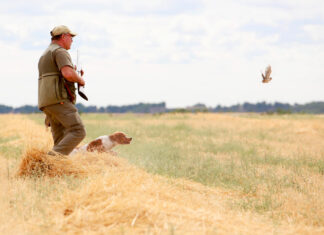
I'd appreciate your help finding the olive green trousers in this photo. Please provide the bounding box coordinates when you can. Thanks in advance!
[43,101,86,155]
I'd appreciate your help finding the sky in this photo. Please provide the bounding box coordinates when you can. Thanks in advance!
[0,0,323,108]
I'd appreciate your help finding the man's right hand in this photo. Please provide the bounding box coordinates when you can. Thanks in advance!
[61,66,85,86]
[78,78,85,86]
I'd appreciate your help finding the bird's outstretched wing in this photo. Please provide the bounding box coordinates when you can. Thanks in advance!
[262,65,272,83]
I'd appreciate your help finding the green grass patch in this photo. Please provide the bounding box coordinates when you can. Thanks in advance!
[0,136,20,144]
[0,145,22,159]
[0,135,22,159]
[25,113,46,125]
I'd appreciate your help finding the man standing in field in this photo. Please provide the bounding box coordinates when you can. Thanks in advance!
[38,25,86,155]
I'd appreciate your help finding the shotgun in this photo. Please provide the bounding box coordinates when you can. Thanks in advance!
[76,50,88,101]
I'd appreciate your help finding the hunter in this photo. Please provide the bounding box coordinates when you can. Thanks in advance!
[38,25,86,155]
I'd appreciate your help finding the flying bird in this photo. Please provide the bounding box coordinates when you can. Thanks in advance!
[262,65,272,83]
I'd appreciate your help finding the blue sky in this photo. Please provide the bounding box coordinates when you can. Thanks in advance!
[0,0,323,108]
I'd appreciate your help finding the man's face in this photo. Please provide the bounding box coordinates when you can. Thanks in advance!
[62,33,73,50]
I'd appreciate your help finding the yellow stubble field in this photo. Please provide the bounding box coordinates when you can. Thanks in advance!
[0,113,323,234]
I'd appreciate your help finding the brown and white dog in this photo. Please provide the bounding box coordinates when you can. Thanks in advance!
[70,132,132,156]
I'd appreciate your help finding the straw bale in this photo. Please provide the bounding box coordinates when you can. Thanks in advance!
[16,147,128,178]
[16,148,88,177]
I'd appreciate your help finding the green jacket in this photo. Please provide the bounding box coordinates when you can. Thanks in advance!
[38,43,76,110]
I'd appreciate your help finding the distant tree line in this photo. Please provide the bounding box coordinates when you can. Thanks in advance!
[1,101,324,114]
[0,104,40,113]
[75,102,168,113]
[210,101,324,114]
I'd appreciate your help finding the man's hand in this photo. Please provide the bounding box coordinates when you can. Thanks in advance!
[78,68,85,86]
[74,65,84,77]
[61,66,85,86]
[79,77,85,86]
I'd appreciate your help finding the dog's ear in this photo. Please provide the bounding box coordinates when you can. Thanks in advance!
[109,132,124,144]
[110,132,132,144]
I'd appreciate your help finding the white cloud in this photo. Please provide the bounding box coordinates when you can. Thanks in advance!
[0,0,323,107]
[303,24,324,41]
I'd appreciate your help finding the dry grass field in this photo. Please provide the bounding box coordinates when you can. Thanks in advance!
[0,113,323,234]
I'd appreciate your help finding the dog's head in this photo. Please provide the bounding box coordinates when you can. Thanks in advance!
[109,132,132,145]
